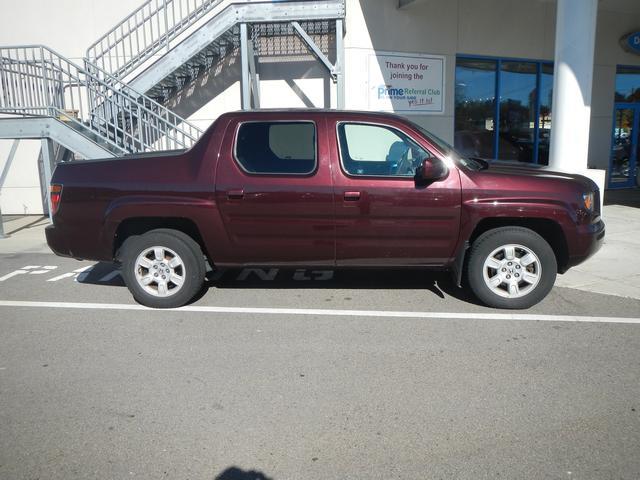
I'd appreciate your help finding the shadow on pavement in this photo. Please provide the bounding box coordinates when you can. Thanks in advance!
[3,216,48,235]
[77,262,483,306]
[214,467,273,480]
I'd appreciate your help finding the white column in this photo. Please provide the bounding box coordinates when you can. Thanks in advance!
[548,0,598,172]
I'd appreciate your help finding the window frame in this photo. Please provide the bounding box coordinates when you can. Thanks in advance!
[335,120,436,180]
[232,120,318,177]
[455,54,554,164]
[615,65,640,103]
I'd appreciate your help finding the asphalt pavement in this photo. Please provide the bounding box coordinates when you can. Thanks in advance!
[1,206,640,479]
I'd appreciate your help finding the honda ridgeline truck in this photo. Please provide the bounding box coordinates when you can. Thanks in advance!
[45,110,605,309]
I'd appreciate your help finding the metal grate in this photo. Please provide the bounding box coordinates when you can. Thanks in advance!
[253,21,335,61]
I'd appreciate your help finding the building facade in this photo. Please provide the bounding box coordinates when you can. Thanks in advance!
[1,0,639,214]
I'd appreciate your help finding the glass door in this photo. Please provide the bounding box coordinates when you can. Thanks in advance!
[609,104,639,189]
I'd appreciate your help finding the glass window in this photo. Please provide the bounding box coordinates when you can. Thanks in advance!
[499,61,537,162]
[454,58,497,158]
[615,67,640,103]
[235,122,316,175]
[610,108,635,183]
[455,57,554,164]
[337,123,434,177]
[537,63,553,165]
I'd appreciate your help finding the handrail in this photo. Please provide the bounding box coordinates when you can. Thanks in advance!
[0,45,202,153]
[87,0,223,79]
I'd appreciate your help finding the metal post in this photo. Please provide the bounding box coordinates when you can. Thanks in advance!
[0,139,21,238]
[335,19,345,110]
[291,19,345,110]
[41,138,54,220]
[163,0,170,52]
[240,23,251,110]
[0,205,5,239]
[247,37,260,109]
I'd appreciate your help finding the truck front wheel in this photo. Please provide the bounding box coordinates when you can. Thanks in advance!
[467,227,557,309]
[119,229,206,308]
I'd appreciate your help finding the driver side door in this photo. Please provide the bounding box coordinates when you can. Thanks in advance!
[329,119,462,266]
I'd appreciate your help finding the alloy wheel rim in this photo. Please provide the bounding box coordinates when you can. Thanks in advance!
[482,243,542,298]
[134,246,185,297]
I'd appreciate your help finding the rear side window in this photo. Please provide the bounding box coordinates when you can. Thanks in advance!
[234,122,316,175]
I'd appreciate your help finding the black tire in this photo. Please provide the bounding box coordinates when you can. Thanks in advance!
[466,227,557,309]
[119,229,206,308]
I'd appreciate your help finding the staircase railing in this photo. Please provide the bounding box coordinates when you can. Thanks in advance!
[0,45,202,153]
[87,0,224,80]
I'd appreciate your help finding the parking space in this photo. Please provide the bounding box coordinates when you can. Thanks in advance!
[2,251,640,318]
[1,223,640,479]
[1,254,640,479]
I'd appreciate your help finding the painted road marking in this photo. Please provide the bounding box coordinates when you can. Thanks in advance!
[47,265,93,282]
[28,266,58,275]
[0,266,335,284]
[0,265,58,281]
[0,300,639,324]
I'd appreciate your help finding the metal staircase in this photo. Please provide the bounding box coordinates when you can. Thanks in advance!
[86,0,346,109]
[0,0,346,221]
[0,45,202,157]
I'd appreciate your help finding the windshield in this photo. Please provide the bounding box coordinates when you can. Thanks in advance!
[408,121,484,171]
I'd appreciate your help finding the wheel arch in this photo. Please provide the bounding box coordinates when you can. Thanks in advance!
[113,217,209,263]
[468,217,569,273]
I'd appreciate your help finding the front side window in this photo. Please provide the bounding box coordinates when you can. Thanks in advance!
[235,122,316,175]
[337,123,434,177]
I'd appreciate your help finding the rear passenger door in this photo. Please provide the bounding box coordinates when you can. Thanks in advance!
[214,117,335,266]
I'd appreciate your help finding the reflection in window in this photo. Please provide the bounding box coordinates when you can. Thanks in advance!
[537,64,554,165]
[615,67,640,103]
[499,62,536,162]
[337,123,433,177]
[610,108,634,182]
[235,122,316,175]
[455,57,553,164]
[454,58,497,159]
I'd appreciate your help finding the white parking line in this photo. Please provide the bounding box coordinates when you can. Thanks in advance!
[0,300,639,324]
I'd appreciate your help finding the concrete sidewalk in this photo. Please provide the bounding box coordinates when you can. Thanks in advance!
[2,197,640,301]
[0,215,51,254]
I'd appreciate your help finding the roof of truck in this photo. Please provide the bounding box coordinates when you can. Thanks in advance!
[226,108,408,118]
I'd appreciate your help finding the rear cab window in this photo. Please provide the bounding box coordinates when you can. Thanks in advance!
[234,121,317,175]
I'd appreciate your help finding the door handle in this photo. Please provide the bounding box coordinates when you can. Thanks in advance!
[227,189,244,200]
[343,191,361,201]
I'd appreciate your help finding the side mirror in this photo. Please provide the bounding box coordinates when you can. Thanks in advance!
[419,158,448,181]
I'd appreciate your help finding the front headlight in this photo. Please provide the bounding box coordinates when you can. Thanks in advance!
[582,192,594,211]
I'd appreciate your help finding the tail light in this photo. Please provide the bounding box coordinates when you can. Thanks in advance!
[50,184,63,215]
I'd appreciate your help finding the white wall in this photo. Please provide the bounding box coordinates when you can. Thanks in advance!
[0,140,43,215]
[0,0,139,214]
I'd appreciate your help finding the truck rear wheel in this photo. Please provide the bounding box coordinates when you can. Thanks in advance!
[467,227,557,309]
[120,229,206,308]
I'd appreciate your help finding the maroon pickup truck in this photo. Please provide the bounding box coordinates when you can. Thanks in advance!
[45,110,604,309]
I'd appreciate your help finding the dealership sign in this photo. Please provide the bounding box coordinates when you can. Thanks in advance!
[620,31,640,55]
[365,51,445,114]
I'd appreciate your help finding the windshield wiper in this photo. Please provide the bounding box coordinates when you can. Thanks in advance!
[468,156,490,170]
